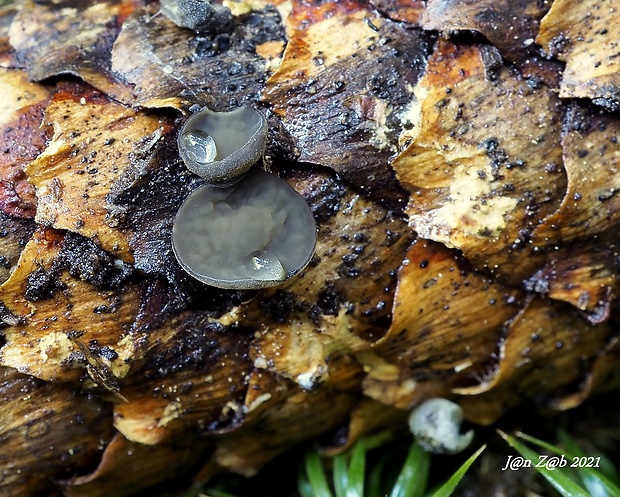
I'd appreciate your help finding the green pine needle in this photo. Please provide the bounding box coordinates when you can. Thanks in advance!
[556,430,620,485]
[299,437,483,497]
[346,438,366,497]
[202,427,620,497]
[333,453,349,497]
[515,431,620,497]
[298,469,315,497]
[427,444,486,497]
[499,430,590,497]
[388,441,430,497]
[367,455,390,497]
[304,451,334,497]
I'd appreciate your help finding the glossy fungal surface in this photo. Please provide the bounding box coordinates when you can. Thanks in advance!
[178,106,267,186]
[172,170,317,290]
[160,0,233,34]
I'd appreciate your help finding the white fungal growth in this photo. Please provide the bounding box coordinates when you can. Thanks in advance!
[408,398,474,454]
[172,170,317,290]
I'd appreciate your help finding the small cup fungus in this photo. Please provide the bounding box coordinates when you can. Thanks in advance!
[408,398,474,454]
[172,170,317,290]
[178,106,267,187]
[160,0,233,34]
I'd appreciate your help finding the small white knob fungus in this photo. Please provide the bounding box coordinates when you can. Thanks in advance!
[409,398,474,454]
[178,106,267,186]
[160,0,233,34]
[172,170,317,290]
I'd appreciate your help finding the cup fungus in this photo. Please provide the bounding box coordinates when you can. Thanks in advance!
[178,106,267,187]
[172,170,317,290]
[408,398,474,454]
[160,0,233,34]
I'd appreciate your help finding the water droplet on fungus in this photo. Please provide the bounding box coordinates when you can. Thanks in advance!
[177,106,267,187]
[180,129,217,164]
[245,250,286,281]
[172,170,316,290]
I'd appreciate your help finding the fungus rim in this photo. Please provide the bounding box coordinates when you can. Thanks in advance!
[172,169,317,290]
[177,106,267,187]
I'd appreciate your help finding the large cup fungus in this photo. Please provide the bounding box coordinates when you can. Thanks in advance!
[173,106,317,290]
[172,170,317,290]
